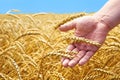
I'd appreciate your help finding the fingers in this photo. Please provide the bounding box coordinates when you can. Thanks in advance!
[62,50,95,67]
[61,44,75,67]
[62,42,96,67]
[62,48,78,67]
[68,50,86,67]
[59,20,76,32]
[66,44,75,51]
[62,58,70,67]
[78,51,94,66]
[61,44,75,62]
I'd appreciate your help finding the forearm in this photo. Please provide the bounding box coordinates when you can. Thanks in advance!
[94,0,120,30]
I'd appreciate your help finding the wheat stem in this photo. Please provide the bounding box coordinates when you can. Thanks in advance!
[54,13,86,29]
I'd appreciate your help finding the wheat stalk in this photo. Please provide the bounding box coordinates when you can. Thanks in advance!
[0,46,16,56]
[14,41,25,54]
[32,12,48,17]
[54,13,86,29]
[6,14,20,19]
[4,55,22,80]
[22,54,38,68]
[25,15,37,26]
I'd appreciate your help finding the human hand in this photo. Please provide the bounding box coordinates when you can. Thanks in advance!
[59,16,110,67]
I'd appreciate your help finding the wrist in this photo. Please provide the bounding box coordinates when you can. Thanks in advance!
[93,0,120,30]
[94,13,114,31]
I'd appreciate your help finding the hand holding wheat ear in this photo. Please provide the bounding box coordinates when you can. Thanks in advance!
[59,16,110,67]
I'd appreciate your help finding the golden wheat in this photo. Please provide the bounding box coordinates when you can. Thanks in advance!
[0,13,120,80]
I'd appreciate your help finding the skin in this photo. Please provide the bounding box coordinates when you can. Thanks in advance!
[59,0,120,67]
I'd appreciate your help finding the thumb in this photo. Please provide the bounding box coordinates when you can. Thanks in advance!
[59,20,76,32]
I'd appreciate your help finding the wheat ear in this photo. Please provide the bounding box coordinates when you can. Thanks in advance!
[48,71,65,80]
[15,32,43,41]
[5,55,22,80]
[44,50,78,59]
[63,36,101,47]
[83,74,101,80]
[0,73,13,80]
[94,68,114,75]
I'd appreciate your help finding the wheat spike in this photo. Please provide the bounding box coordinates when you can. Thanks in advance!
[4,55,22,80]
[111,75,120,80]
[107,36,120,43]
[107,42,120,48]
[15,32,43,41]
[44,50,78,59]
[0,73,13,80]
[0,73,7,80]
[63,36,101,47]
[94,68,114,75]
[83,74,101,80]
[48,71,65,80]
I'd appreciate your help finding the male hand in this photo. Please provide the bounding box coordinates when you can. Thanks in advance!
[59,16,110,67]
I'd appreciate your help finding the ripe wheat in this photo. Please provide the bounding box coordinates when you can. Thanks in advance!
[0,13,120,80]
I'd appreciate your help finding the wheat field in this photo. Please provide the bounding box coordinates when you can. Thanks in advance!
[0,13,120,80]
